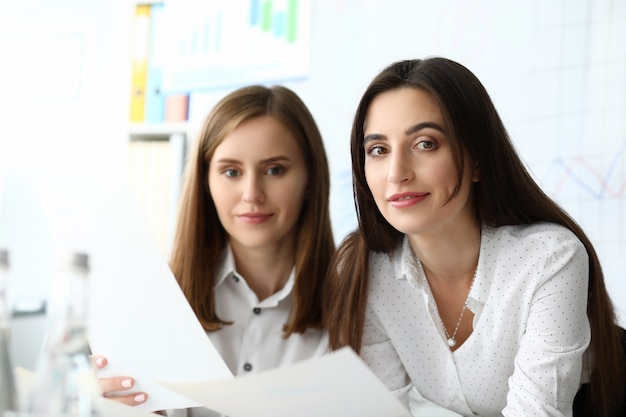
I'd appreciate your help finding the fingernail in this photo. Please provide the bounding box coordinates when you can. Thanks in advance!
[134,393,146,403]
[121,379,133,388]
[95,357,104,367]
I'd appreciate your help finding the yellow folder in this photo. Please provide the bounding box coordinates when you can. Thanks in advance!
[129,4,151,122]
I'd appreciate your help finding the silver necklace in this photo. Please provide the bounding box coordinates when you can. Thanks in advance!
[419,260,477,348]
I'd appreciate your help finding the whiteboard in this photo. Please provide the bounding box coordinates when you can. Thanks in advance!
[186,0,626,323]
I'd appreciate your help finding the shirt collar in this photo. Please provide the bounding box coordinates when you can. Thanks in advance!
[214,245,235,288]
[214,244,296,306]
[396,228,494,306]
[471,226,496,305]
[396,237,425,293]
[397,236,419,280]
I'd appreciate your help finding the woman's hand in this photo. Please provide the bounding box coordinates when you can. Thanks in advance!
[93,354,148,406]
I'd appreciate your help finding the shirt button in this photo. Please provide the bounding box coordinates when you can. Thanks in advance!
[243,363,253,372]
[253,307,261,315]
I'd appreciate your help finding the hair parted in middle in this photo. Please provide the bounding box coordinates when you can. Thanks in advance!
[323,57,624,417]
[171,85,335,336]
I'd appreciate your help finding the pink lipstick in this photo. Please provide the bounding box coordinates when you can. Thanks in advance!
[387,192,428,208]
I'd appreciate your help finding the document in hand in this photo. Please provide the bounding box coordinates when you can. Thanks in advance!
[25,174,409,416]
[160,347,412,417]
[15,366,162,417]
[77,180,233,412]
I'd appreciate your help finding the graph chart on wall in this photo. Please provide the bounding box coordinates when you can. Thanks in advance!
[521,1,626,317]
[161,0,311,93]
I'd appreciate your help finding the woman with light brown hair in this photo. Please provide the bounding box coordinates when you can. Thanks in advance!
[324,57,625,416]
[98,85,335,416]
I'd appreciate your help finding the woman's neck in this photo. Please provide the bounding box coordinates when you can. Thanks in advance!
[229,238,296,301]
[408,220,481,283]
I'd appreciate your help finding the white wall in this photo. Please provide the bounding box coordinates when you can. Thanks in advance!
[0,0,133,369]
[0,0,132,290]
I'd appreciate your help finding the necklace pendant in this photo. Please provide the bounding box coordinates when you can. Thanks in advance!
[447,338,456,347]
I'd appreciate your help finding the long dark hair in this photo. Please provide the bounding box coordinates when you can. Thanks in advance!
[323,57,624,416]
[171,85,335,336]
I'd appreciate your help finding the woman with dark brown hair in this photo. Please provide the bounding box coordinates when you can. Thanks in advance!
[324,57,624,416]
[98,85,335,416]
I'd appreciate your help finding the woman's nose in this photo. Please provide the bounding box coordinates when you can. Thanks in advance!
[387,150,413,184]
[242,175,265,203]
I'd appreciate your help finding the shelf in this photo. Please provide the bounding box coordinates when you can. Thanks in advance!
[128,122,188,141]
[127,123,188,255]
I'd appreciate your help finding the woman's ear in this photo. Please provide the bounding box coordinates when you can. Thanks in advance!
[472,162,480,182]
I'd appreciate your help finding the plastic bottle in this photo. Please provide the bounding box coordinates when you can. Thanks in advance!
[28,251,100,416]
[0,248,18,413]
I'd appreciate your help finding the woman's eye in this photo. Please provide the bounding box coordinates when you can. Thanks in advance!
[266,166,285,176]
[224,168,240,177]
[416,139,436,151]
[367,145,387,156]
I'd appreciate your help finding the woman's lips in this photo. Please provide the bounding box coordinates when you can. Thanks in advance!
[387,192,428,208]
[239,212,273,224]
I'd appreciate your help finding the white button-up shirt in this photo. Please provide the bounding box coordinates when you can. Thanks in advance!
[361,223,590,417]
[172,247,328,417]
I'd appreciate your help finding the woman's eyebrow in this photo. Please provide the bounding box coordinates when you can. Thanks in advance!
[404,121,444,136]
[363,133,386,143]
[213,155,291,164]
[364,121,445,143]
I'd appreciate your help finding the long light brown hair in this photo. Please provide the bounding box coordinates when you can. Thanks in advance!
[171,85,335,336]
[323,57,624,416]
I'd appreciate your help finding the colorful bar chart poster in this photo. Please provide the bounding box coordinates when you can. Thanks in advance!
[161,0,311,92]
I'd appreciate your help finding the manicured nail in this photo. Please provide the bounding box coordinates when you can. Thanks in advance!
[121,379,133,388]
[134,393,146,403]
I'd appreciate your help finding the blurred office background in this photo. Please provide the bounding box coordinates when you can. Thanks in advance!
[0,2,624,415]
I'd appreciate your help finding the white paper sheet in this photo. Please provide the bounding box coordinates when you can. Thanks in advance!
[80,180,233,412]
[5,172,409,416]
[160,347,412,417]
